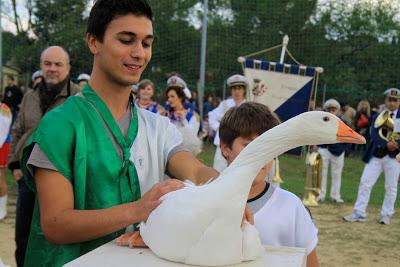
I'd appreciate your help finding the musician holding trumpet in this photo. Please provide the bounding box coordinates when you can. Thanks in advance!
[344,88,400,225]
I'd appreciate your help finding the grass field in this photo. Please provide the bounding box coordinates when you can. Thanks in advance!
[197,145,400,208]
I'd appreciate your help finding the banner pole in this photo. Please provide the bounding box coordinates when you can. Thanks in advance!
[279,35,289,64]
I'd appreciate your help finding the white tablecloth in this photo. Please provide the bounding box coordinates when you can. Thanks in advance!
[64,241,306,267]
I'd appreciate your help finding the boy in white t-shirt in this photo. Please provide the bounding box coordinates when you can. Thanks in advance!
[219,102,319,267]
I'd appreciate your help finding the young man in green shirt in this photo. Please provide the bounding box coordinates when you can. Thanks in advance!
[22,1,218,266]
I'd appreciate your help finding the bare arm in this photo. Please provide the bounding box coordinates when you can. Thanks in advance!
[35,168,183,244]
[307,249,319,267]
[167,151,218,185]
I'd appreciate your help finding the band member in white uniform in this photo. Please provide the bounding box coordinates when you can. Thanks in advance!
[208,74,247,171]
[315,99,347,203]
[344,88,400,225]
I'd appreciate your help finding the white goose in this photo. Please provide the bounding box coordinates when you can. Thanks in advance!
[139,111,365,266]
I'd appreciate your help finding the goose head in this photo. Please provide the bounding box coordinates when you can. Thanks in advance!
[226,111,365,179]
[278,111,366,146]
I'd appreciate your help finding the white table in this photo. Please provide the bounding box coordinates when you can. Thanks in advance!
[65,241,306,267]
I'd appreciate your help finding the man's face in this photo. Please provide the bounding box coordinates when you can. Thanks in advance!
[89,14,153,87]
[385,97,399,111]
[325,106,339,116]
[78,80,88,88]
[40,47,71,87]
[231,85,246,102]
[7,78,14,86]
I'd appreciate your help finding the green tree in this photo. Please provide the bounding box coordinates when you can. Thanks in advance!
[32,0,92,78]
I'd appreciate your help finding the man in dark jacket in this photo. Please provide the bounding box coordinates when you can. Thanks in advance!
[2,75,23,123]
[8,46,80,267]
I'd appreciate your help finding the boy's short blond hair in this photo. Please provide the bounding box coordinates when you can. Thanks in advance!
[219,102,280,148]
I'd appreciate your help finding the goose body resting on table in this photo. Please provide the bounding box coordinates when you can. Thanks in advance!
[139,111,365,266]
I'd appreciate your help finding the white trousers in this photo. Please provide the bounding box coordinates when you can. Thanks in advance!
[213,146,228,172]
[354,156,400,217]
[318,148,344,200]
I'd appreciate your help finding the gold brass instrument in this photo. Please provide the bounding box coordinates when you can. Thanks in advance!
[375,110,400,142]
[302,151,322,206]
[271,157,283,185]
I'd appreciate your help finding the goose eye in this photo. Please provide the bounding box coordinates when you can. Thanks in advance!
[323,116,330,122]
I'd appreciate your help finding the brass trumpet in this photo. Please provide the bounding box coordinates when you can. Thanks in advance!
[302,151,322,206]
[374,110,400,142]
[271,157,283,184]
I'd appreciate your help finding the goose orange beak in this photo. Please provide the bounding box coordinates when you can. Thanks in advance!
[336,120,366,144]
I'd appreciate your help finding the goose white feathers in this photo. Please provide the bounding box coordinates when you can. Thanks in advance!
[140,111,365,266]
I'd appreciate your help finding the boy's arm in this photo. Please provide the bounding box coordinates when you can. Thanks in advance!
[35,168,183,244]
[167,151,218,185]
[307,249,319,267]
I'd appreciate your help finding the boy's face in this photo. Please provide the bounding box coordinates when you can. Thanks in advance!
[139,85,154,99]
[221,135,256,165]
[221,135,272,185]
[230,85,246,102]
[88,14,153,86]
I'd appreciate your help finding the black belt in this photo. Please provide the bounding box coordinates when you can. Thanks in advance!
[373,147,388,158]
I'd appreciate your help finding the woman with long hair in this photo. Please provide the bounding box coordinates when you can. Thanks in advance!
[166,85,202,155]
[354,99,371,150]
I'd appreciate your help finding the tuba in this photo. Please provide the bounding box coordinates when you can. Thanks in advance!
[302,150,322,206]
[374,110,400,142]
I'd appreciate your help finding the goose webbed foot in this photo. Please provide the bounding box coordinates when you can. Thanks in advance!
[116,231,148,248]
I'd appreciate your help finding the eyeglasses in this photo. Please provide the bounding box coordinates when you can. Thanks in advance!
[387,98,399,102]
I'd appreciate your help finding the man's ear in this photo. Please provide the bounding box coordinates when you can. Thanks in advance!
[220,143,230,160]
[87,33,100,55]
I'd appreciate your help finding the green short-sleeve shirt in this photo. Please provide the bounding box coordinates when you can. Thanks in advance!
[22,85,141,266]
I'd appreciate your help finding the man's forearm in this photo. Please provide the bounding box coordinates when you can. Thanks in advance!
[42,201,141,244]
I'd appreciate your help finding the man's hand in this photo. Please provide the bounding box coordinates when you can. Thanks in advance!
[175,110,186,121]
[13,169,23,181]
[387,141,399,152]
[134,179,184,222]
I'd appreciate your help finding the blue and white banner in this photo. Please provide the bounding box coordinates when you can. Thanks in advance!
[244,58,318,122]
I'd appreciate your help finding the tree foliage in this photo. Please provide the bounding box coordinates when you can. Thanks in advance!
[3,0,400,106]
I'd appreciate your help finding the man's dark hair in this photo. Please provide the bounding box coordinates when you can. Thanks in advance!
[219,102,280,148]
[87,0,153,42]
[7,75,15,81]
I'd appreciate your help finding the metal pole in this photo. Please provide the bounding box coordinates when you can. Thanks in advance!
[279,35,289,64]
[198,0,208,120]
